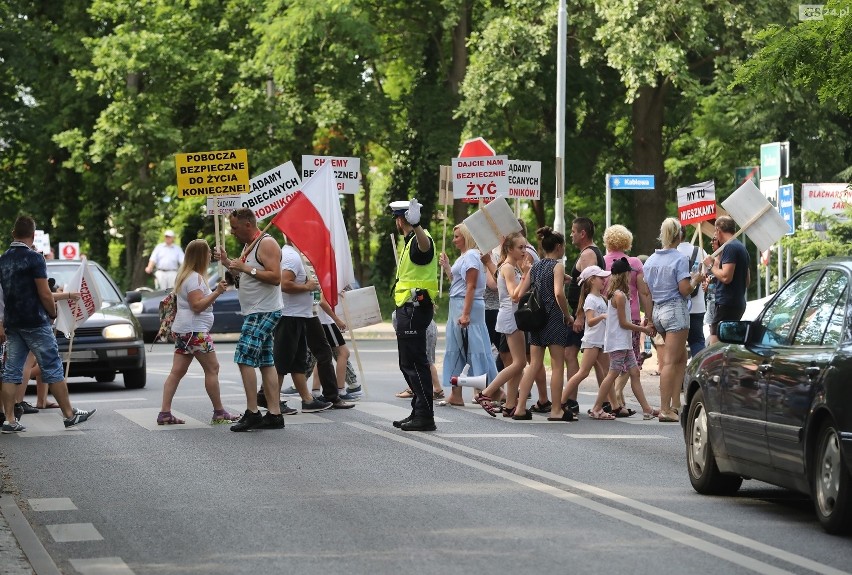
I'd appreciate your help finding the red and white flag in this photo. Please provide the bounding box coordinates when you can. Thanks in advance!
[271,161,355,307]
[55,257,103,338]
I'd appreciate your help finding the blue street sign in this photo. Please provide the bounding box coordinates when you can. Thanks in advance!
[778,184,795,235]
[608,175,655,190]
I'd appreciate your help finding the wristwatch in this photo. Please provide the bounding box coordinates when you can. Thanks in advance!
[250,268,257,276]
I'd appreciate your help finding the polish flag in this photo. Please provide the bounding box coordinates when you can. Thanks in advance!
[271,161,355,307]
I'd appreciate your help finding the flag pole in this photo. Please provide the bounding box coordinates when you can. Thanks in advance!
[64,333,75,381]
[340,292,366,398]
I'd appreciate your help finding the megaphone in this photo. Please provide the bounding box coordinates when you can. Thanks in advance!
[450,372,488,388]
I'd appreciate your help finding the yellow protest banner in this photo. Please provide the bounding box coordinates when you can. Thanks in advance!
[175,149,250,197]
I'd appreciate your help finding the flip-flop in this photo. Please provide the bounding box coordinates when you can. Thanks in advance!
[37,402,60,409]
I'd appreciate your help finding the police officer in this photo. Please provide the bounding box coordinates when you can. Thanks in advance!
[390,198,438,432]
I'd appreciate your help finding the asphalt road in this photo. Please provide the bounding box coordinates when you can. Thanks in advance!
[1,339,850,575]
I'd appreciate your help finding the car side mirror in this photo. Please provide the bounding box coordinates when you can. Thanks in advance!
[718,321,749,344]
[125,291,142,304]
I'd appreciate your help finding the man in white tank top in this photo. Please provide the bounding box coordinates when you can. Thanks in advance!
[215,208,284,432]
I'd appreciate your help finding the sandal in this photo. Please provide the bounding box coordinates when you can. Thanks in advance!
[157,411,185,425]
[512,411,532,421]
[433,390,445,400]
[395,388,414,399]
[474,393,498,417]
[643,408,660,420]
[502,406,516,418]
[589,410,616,420]
[563,399,580,414]
[529,400,552,413]
[658,411,679,422]
[211,409,240,424]
[612,406,636,418]
[548,411,575,422]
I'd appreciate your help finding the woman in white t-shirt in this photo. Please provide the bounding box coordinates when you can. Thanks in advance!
[157,239,236,425]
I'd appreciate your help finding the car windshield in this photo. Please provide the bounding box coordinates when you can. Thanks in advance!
[47,263,122,306]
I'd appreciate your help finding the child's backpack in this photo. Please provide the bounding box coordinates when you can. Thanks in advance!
[153,291,177,344]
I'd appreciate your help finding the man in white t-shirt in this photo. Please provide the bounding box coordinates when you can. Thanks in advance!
[677,226,707,357]
[145,230,184,290]
[273,242,354,412]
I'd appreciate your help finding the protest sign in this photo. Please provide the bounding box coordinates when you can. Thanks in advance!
[340,286,382,330]
[507,160,541,200]
[720,179,790,254]
[206,195,240,216]
[677,180,716,226]
[301,156,360,195]
[463,197,522,254]
[175,149,249,197]
[241,162,301,221]
[452,155,509,201]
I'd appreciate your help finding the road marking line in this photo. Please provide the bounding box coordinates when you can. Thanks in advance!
[221,406,332,425]
[436,433,537,438]
[70,557,135,575]
[115,408,207,430]
[74,398,146,404]
[564,434,669,439]
[349,422,846,575]
[354,401,450,423]
[6,414,83,438]
[0,494,62,575]
[46,522,103,543]
[28,498,77,512]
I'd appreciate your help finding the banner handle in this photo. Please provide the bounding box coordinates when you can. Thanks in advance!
[710,202,773,258]
[213,198,224,279]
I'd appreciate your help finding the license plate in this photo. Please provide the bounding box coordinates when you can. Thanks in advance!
[67,350,98,361]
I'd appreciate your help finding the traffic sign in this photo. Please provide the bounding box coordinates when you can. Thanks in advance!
[608,175,655,190]
[735,166,760,189]
[760,141,789,179]
[59,242,80,260]
[778,184,795,235]
[458,137,496,158]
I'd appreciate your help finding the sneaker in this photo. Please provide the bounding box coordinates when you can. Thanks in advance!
[311,390,323,399]
[255,412,285,429]
[301,399,332,413]
[64,408,96,428]
[338,392,361,402]
[211,409,240,424]
[280,401,298,416]
[13,402,24,421]
[346,385,362,396]
[256,391,268,408]
[17,401,39,414]
[230,409,263,432]
[1,421,26,434]
[281,386,300,396]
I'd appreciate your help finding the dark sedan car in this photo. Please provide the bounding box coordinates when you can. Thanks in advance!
[130,267,242,342]
[46,260,147,389]
[682,257,852,533]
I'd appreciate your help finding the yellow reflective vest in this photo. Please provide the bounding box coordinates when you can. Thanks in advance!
[393,229,438,307]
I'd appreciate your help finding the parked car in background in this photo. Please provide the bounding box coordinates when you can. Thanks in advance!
[46,260,147,389]
[682,257,852,533]
[130,266,242,342]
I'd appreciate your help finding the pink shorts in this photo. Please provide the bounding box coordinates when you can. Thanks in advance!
[173,332,215,355]
[608,349,638,373]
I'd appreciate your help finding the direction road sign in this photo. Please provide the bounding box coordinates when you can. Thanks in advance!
[778,184,795,236]
[608,175,655,190]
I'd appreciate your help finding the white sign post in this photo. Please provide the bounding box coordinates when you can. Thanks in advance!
[242,161,302,221]
[462,197,523,254]
[676,180,716,227]
[452,155,509,201]
[301,156,361,195]
[718,179,790,255]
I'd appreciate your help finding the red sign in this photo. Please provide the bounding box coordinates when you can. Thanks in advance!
[458,137,496,158]
[59,242,80,260]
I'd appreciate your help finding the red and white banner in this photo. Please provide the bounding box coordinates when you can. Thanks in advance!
[271,162,355,307]
[55,257,103,338]
[677,180,716,226]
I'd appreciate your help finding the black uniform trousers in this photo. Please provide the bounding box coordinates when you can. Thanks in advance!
[395,302,434,418]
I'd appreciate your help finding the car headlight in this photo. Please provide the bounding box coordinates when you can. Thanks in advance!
[103,324,135,339]
[129,302,143,314]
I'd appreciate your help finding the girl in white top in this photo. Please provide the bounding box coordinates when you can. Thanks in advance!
[563,265,610,404]
[476,233,531,416]
[158,239,237,425]
[588,260,656,420]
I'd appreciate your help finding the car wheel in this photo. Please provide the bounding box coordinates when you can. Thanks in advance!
[813,422,852,534]
[96,373,116,383]
[686,389,743,495]
[123,362,146,389]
